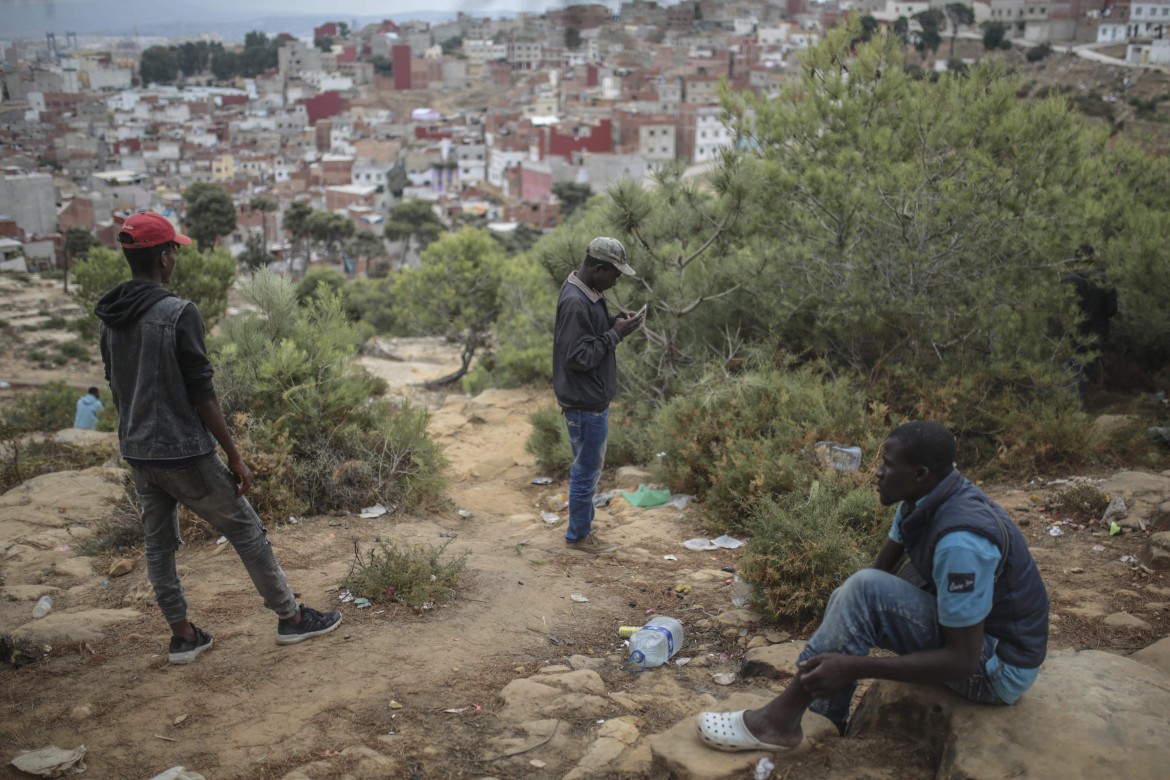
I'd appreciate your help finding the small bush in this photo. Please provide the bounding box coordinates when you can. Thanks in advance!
[0,633,48,668]
[0,439,110,494]
[80,478,144,555]
[1046,482,1110,524]
[231,413,305,523]
[56,339,91,361]
[340,539,468,608]
[1026,43,1053,62]
[35,315,68,330]
[0,381,77,435]
[739,480,889,624]
[652,359,888,530]
[525,402,653,477]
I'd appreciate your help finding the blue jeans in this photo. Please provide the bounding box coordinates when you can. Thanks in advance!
[129,453,299,624]
[563,408,608,543]
[800,568,1008,733]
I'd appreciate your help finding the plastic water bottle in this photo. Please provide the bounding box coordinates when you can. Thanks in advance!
[32,595,53,619]
[731,575,751,608]
[626,616,684,671]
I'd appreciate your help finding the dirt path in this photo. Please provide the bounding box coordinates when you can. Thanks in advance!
[2,278,1168,780]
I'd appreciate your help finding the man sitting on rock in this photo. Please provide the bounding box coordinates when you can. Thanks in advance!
[697,420,1049,751]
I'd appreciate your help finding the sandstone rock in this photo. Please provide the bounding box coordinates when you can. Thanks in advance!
[649,692,838,779]
[1103,611,1152,629]
[1099,471,1170,531]
[507,514,537,524]
[614,466,652,491]
[536,669,607,695]
[688,569,734,583]
[12,607,141,641]
[609,692,642,712]
[745,636,769,650]
[764,630,791,643]
[2,584,60,601]
[715,609,762,628]
[52,556,94,579]
[598,717,640,745]
[497,678,609,721]
[1131,636,1170,676]
[69,704,93,719]
[741,642,806,680]
[1147,532,1170,570]
[108,558,134,577]
[850,649,1170,780]
[568,654,607,671]
[279,745,397,779]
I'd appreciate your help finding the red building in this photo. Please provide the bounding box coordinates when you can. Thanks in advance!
[544,118,613,161]
[314,22,338,39]
[303,91,342,124]
[392,45,412,90]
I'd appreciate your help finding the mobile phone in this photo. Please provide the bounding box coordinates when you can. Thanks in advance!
[635,304,647,319]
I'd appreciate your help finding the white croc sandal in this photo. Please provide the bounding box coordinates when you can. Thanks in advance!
[695,710,792,752]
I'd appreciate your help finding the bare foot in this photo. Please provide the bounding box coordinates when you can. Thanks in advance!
[742,708,803,748]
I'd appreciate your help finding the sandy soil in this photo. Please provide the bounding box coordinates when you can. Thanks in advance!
[1,274,1167,780]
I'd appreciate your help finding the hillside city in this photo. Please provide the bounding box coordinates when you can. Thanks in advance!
[0,0,1168,273]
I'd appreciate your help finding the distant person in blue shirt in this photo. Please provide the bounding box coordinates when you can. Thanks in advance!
[697,421,1049,752]
[73,387,103,429]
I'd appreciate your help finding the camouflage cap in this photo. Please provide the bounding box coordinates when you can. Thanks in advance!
[587,236,635,276]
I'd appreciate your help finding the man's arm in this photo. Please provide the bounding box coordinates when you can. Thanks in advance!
[560,301,635,371]
[194,397,251,497]
[175,304,250,497]
[872,538,904,573]
[797,623,984,699]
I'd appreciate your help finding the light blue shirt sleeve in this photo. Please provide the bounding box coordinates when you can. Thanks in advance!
[888,503,904,544]
[933,531,1000,629]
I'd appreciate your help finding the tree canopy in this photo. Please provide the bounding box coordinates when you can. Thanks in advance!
[183,182,238,251]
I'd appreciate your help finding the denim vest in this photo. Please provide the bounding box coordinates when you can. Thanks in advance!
[900,470,1049,669]
[101,295,216,461]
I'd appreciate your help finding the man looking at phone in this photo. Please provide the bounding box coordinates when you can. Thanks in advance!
[552,236,643,554]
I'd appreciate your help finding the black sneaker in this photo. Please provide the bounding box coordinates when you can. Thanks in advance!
[168,626,214,664]
[276,604,342,645]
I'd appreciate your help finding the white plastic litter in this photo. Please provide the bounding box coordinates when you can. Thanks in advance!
[541,511,561,525]
[663,554,678,561]
[1120,554,1139,564]
[9,745,87,777]
[712,534,744,549]
[147,767,207,780]
[712,672,736,685]
[670,494,692,509]
[755,756,776,780]
[1048,526,1064,537]
[360,503,388,519]
[457,509,472,518]
[215,535,228,545]
[683,538,720,551]
[570,593,589,603]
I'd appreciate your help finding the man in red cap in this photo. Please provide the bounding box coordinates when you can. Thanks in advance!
[96,211,341,664]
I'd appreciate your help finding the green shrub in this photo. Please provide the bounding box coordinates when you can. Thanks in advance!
[213,272,447,516]
[0,439,110,494]
[80,479,144,554]
[739,480,889,624]
[1046,482,1110,524]
[652,358,889,530]
[0,381,77,434]
[56,339,91,362]
[295,265,346,303]
[35,315,68,330]
[525,402,653,477]
[0,633,47,668]
[1026,43,1053,62]
[340,539,468,608]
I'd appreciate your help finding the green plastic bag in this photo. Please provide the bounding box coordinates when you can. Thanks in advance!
[620,484,672,508]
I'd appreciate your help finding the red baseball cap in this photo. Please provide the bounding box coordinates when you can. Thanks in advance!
[118,211,191,249]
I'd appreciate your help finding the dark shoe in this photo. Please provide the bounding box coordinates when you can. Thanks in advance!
[276,604,342,645]
[168,625,214,664]
[565,532,617,554]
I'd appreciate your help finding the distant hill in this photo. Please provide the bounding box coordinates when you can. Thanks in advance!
[1,1,467,40]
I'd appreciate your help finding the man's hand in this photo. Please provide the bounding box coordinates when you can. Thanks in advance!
[796,653,858,699]
[614,311,643,338]
[228,457,253,497]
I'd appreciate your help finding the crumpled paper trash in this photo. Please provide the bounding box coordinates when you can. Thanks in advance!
[9,745,87,777]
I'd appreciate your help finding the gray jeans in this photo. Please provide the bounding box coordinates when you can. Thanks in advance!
[130,453,298,624]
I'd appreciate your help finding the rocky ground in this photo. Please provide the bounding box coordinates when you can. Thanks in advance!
[1,274,1169,779]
